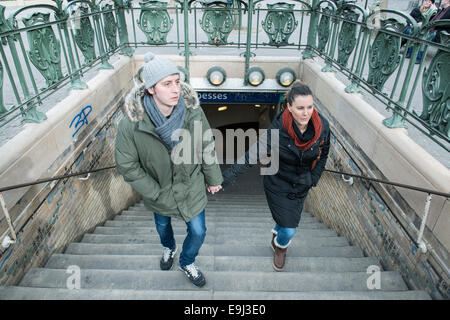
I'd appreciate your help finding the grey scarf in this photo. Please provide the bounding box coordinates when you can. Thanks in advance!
[143,93,186,151]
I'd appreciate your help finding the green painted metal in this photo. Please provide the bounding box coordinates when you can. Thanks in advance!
[366,20,403,93]
[316,4,332,54]
[336,6,359,67]
[364,10,419,129]
[199,0,235,46]
[243,0,257,84]
[101,3,118,50]
[113,0,134,56]
[0,1,448,149]
[4,5,49,122]
[418,31,450,139]
[302,0,318,59]
[321,1,338,72]
[0,6,7,116]
[261,2,298,47]
[138,0,173,45]
[0,9,22,117]
[0,60,5,115]
[175,0,191,83]
[343,3,367,93]
[91,1,114,70]
[71,5,96,64]
[60,3,89,91]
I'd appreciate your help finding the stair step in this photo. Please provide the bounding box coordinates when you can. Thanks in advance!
[103,220,327,229]
[93,226,337,237]
[213,290,432,300]
[46,254,215,271]
[46,254,379,272]
[81,233,349,247]
[4,192,431,300]
[122,210,314,219]
[122,209,272,216]
[65,243,363,257]
[123,208,311,217]
[0,286,430,300]
[0,286,431,300]
[19,269,408,291]
[114,215,319,223]
[0,287,212,300]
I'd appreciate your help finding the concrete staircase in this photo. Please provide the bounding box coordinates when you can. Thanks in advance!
[0,192,431,300]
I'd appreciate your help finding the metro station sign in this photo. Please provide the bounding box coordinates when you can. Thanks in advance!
[197,91,283,103]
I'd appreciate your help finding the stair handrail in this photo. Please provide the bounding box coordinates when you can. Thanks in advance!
[0,165,448,197]
[0,165,448,252]
[0,165,117,193]
[323,169,449,198]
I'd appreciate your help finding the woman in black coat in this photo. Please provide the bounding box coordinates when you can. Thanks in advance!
[222,81,331,271]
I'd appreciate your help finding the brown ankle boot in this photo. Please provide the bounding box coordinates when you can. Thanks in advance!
[273,242,288,271]
[271,233,276,252]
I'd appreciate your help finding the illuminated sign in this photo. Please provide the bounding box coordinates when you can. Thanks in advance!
[197,91,283,103]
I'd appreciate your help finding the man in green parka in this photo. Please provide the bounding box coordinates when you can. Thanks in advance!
[115,52,223,287]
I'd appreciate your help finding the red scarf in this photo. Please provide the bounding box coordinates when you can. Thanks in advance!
[282,108,322,152]
[431,7,450,22]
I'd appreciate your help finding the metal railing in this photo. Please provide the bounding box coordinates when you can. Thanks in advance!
[1,163,449,248]
[0,0,449,150]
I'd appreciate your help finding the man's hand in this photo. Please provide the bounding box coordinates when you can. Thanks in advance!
[206,184,222,195]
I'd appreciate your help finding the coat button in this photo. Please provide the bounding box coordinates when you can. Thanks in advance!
[292,183,296,188]
[173,172,177,177]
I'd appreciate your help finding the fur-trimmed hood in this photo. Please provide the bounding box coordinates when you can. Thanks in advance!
[124,81,200,122]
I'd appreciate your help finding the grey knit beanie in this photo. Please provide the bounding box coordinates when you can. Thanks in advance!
[142,52,180,89]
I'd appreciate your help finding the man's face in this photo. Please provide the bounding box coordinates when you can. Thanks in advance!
[147,73,181,109]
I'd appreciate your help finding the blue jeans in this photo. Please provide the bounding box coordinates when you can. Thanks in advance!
[153,210,206,267]
[273,224,296,247]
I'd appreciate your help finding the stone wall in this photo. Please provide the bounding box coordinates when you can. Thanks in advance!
[0,101,140,286]
[302,61,449,299]
[0,57,140,286]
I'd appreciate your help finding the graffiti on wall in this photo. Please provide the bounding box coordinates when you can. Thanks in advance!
[70,105,92,138]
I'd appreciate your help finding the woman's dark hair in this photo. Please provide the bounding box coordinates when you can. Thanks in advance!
[284,81,313,106]
[410,7,423,22]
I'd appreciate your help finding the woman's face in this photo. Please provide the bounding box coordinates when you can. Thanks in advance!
[287,94,314,129]
[423,0,432,8]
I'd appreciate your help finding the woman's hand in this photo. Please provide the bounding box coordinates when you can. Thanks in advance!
[206,184,222,195]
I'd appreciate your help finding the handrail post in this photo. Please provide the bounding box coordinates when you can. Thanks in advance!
[114,0,134,56]
[417,193,432,253]
[0,7,47,123]
[92,3,113,70]
[0,192,17,245]
[243,0,254,84]
[302,0,319,59]
[321,3,338,73]
[183,0,191,83]
[60,3,89,90]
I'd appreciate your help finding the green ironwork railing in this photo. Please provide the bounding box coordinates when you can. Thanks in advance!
[0,0,449,152]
